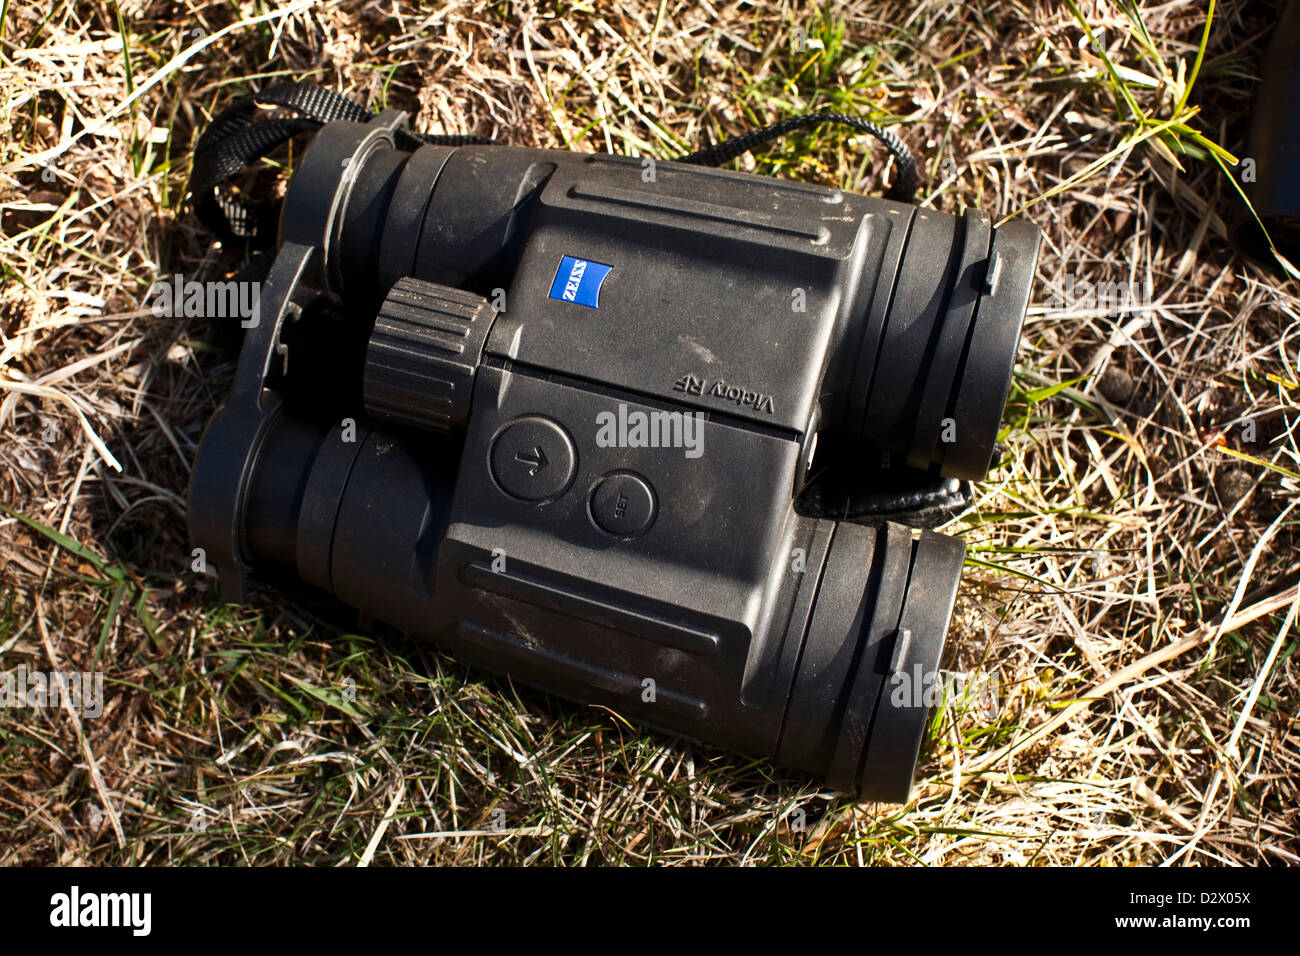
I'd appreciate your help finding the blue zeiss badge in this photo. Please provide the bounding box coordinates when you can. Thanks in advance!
[548,255,612,309]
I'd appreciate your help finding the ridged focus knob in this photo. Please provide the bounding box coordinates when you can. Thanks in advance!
[363,277,495,433]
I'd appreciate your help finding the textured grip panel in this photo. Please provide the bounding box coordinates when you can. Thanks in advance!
[363,277,495,432]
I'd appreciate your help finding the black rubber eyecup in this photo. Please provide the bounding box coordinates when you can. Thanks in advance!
[941,219,1042,479]
[774,522,966,802]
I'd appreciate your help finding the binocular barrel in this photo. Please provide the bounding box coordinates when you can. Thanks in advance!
[188,110,1040,800]
[287,116,1038,479]
[239,408,965,800]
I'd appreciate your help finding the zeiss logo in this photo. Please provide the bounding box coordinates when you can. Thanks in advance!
[548,255,612,309]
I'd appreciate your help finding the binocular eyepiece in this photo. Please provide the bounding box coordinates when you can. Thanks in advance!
[188,109,1040,800]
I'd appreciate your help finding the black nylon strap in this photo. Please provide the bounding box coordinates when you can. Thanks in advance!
[798,475,972,530]
[188,82,496,244]
[677,110,918,202]
[842,478,972,528]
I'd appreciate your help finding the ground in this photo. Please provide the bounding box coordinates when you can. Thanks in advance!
[0,0,1296,865]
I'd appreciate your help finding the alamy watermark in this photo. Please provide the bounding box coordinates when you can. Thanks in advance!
[0,664,103,718]
[595,402,705,459]
[1041,274,1152,317]
[889,664,1002,719]
[49,886,150,936]
[146,274,261,328]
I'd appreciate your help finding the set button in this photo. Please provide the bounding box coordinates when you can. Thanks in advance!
[589,472,656,537]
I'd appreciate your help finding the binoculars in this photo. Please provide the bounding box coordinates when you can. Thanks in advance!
[187,108,1040,800]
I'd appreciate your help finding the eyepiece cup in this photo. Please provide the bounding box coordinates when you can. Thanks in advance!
[941,218,1041,479]
[776,522,965,800]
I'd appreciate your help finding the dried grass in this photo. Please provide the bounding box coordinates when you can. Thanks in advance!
[0,0,1295,865]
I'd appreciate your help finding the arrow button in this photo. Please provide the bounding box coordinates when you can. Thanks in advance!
[490,417,576,502]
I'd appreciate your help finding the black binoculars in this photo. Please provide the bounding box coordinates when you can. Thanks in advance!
[187,108,1040,800]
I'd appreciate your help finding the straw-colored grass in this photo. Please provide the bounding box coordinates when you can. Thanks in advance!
[0,0,1295,864]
